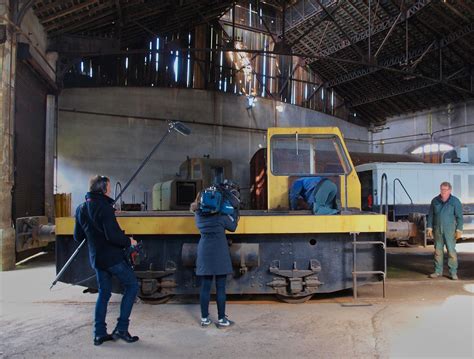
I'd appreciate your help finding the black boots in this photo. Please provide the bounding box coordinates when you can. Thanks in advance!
[93,330,139,345]
[112,329,139,343]
[93,334,114,346]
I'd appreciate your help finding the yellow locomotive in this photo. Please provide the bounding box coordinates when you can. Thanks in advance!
[56,127,386,303]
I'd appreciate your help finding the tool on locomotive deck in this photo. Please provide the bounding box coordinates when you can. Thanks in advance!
[50,121,191,290]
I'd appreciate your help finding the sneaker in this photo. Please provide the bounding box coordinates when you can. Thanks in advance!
[200,317,212,327]
[429,272,441,278]
[216,316,234,329]
[450,274,459,280]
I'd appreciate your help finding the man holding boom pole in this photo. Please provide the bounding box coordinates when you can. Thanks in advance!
[74,175,140,346]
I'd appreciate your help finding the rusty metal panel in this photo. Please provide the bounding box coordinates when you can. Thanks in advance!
[12,60,46,220]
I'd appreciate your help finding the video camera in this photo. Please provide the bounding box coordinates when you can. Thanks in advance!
[199,180,240,215]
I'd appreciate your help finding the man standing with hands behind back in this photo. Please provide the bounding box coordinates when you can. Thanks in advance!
[74,175,140,345]
[426,181,463,280]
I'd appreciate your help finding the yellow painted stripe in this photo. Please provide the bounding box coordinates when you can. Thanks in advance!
[56,214,386,235]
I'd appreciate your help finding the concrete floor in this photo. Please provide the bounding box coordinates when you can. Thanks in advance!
[1,243,474,359]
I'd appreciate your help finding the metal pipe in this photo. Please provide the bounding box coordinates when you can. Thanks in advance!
[374,12,403,59]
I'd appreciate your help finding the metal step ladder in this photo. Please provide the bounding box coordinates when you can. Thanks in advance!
[351,173,388,299]
[351,232,386,299]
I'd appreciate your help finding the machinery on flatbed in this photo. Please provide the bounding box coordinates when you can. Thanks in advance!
[55,127,387,303]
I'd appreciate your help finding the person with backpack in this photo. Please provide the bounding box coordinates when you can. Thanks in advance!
[190,184,240,328]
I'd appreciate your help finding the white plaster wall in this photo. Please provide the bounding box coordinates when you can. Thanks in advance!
[372,100,474,154]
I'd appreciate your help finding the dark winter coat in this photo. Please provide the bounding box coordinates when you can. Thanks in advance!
[74,192,131,270]
[195,210,239,276]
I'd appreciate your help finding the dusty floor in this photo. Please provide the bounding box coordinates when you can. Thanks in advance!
[1,243,474,359]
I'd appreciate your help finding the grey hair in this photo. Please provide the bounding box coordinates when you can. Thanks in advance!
[440,181,452,189]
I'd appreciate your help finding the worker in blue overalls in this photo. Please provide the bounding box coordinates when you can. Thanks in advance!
[426,181,463,280]
[289,177,340,215]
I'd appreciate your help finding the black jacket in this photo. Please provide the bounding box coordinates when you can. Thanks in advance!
[74,192,131,270]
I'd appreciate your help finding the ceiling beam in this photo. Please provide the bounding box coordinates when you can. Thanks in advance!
[288,0,343,48]
[350,78,436,107]
[40,0,100,24]
[44,3,114,32]
[122,3,231,44]
[441,1,470,23]
[313,0,366,60]
[346,0,369,24]
[339,3,365,31]
[284,0,336,33]
[49,10,117,35]
[306,0,432,62]
[58,5,168,38]
[325,23,474,87]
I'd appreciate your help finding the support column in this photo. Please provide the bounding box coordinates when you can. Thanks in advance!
[0,0,16,270]
[45,95,56,222]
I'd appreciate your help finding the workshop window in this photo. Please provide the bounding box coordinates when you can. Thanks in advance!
[410,143,453,163]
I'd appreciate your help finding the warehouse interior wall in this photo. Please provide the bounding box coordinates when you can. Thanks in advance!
[371,100,474,155]
[58,87,369,209]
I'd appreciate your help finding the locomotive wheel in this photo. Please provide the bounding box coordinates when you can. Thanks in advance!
[276,293,314,304]
[138,295,173,305]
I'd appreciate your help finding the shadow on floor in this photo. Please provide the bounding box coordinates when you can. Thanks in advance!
[387,246,474,280]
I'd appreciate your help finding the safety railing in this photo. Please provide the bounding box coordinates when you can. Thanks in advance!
[392,178,414,221]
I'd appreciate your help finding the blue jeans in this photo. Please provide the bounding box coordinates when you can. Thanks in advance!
[95,260,139,337]
[200,275,227,320]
